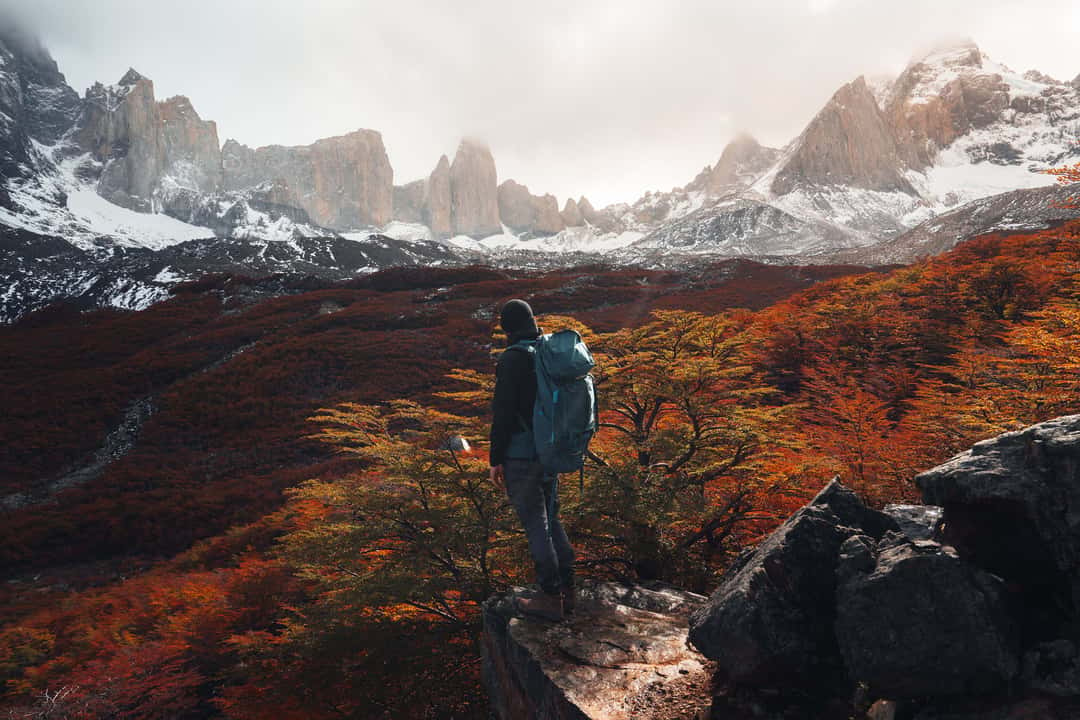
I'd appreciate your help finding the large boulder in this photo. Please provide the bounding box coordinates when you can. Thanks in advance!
[836,533,1017,698]
[482,580,712,720]
[687,479,898,687]
[916,414,1080,637]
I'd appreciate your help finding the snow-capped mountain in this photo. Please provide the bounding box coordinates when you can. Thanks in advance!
[2,28,1080,322]
[0,223,482,323]
[450,40,1078,260]
[606,40,1080,260]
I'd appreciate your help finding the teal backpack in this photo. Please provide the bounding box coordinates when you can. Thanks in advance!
[509,329,598,478]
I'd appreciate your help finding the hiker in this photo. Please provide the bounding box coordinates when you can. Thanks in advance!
[489,298,595,621]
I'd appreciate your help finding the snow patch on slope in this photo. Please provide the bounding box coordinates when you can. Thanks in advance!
[0,143,214,249]
[65,187,210,248]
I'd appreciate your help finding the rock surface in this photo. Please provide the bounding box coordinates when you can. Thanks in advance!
[836,533,1017,698]
[221,129,393,229]
[576,196,616,232]
[822,184,1080,266]
[498,179,566,236]
[158,95,222,194]
[0,26,81,179]
[482,580,713,720]
[772,76,915,195]
[687,479,898,687]
[883,41,984,170]
[416,154,450,238]
[560,198,584,227]
[392,179,426,224]
[481,419,1080,720]
[916,414,1080,636]
[689,134,779,195]
[883,503,944,541]
[74,71,226,209]
[77,69,166,211]
[450,139,501,238]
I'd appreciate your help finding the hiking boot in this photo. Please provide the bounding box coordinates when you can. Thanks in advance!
[561,586,576,615]
[515,591,564,622]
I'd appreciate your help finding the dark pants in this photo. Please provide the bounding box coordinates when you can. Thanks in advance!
[504,458,575,594]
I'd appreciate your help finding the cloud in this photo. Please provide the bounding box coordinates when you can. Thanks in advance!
[1,0,1076,206]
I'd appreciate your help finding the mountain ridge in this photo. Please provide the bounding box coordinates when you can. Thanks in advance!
[1,31,1079,297]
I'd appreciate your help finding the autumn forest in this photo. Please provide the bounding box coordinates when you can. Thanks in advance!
[2,194,1079,717]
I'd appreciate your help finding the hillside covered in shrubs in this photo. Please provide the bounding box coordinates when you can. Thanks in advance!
[1,222,1078,718]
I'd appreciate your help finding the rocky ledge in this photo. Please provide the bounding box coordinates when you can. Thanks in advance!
[483,414,1080,719]
[481,581,714,720]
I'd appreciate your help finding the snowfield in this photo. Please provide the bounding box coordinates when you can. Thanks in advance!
[0,145,215,249]
[65,187,211,248]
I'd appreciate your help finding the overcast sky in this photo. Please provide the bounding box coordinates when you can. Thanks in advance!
[3,0,1079,206]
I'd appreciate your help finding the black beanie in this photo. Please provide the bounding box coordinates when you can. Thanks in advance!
[499,299,537,335]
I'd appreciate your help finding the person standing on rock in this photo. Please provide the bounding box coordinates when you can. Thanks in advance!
[489,299,578,622]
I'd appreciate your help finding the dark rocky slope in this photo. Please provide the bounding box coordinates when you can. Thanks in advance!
[483,415,1080,719]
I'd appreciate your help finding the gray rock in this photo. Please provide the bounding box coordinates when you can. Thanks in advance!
[392,179,426,224]
[0,27,81,179]
[77,70,166,211]
[688,479,898,687]
[482,580,712,720]
[883,504,944,541]
[916,415,1080,631]
[836,534,877,586]
[158,95,222,194]
[221,129,394,229]
[836,534,1018,698]
[912,696,1080,719]
[1022,639,1080,697]
[75,71,223,210]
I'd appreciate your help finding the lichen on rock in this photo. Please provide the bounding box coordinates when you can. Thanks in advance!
[482,580,713,720]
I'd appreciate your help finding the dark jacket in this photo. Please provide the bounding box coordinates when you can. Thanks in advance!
[489,328,541,465]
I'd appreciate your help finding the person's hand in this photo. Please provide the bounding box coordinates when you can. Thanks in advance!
[490,464,505,489]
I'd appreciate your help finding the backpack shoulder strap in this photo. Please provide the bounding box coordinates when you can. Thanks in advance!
[502,340,537,434]
[504,339,537,357]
